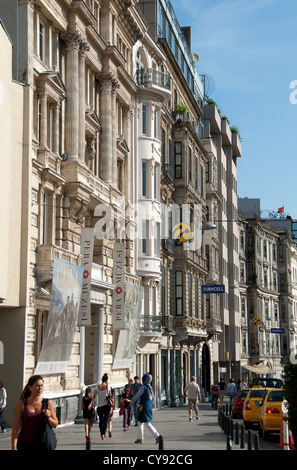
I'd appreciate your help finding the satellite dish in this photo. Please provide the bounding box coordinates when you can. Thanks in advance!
[192,52,199,63]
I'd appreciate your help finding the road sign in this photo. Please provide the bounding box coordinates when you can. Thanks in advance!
[253,316,261,326]
[271,328,285,334]
[202,284,225,294]
[282,400,289,414]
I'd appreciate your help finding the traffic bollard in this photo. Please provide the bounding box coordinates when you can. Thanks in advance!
[235,422,239,445]
[224,416,229,434]
[86,436,91,450]
[230,419,234,441]
[158,435,164,450]
[240,424,245,449]
[248,429,252,450]
[227,435,232,450]
[254,433,260,450]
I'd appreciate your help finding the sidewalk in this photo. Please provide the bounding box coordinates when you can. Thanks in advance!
[0,402,282,453]
[0,403,226,451]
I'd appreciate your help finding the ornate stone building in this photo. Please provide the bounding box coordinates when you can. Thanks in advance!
[0,0,245,426]
[0,0,148,425]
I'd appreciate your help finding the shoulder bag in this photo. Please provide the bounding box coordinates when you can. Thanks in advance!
[106,387,115,408]
[40,399,57,450]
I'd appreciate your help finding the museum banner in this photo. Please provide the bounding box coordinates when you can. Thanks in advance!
[113,282,143,369]
[78,228,94,326]
[35,259,83,375]
[112,243,126,329]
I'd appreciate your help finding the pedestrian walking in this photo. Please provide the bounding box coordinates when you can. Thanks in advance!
[131,376,142,426]
[184,376,202,421]
[0,380,7,433]
[210,381,219,408]
[131,374,162,444]
[93,373,113,440]
[82,386,94,440]
[227,379,237,405]
[218,378,226,404]
[11,375,58,450]
[121,385,133,431]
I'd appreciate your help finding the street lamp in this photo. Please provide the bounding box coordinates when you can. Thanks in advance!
[202,221,216,230]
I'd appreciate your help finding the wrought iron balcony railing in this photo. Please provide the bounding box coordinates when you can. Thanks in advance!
[135,68,171,91]
[140,315,162,333]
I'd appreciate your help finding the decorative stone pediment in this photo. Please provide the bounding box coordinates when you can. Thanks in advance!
[36,70,66,102]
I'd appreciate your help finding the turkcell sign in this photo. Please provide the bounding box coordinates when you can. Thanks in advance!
[271,328,285,334]
[202,284,225,294]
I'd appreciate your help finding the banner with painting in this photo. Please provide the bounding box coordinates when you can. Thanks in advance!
[35,259,83,375]
[112,282,143,369]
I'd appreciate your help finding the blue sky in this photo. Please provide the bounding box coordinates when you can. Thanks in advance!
[170,0,297,219]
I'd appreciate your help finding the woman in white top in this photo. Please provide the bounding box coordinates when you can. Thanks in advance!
[93,373,112,440]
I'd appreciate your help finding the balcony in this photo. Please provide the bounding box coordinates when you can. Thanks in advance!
[36,244,81,285]
[139,315,162,336]
[135,68,171,98]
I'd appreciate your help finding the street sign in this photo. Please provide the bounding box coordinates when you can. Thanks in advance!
[271,328,285,334]
[202,284,225,294]
[253,316,261,326]
[282,400,288,414]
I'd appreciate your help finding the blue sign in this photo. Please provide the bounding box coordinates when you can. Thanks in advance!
[202,284,225,294]
[271,328,285,334]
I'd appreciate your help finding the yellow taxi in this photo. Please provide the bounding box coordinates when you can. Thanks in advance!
[242,386,270,428]
[258,388,286,440]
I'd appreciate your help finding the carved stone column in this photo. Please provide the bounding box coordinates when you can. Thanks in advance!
[79,42,89,162]
[39,91,48,149]
[61,31,81,161]
[111,79,119,186]
[53,101,60,155]
[123,105,132,203]
[98,73,113,183]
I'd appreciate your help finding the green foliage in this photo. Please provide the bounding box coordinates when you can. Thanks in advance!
[283,357,297,446]
[175,103,188,114]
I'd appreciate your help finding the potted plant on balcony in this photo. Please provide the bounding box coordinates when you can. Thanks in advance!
[175,103,188,122]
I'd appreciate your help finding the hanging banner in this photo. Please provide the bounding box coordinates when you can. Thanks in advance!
[113,283,143,369]
[78,228,94,326]
[35,259,83,375]
[112,243,125,329]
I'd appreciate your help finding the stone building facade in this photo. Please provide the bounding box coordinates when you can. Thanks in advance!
[0,0,245,425]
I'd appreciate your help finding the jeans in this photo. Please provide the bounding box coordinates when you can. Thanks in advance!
[97,405,110,436]
[0,407,5,431]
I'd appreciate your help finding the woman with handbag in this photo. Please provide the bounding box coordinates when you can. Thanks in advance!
[131,374,161,444]
[82,387,94,440]
[11,375,58,450]
[93,373,112,440]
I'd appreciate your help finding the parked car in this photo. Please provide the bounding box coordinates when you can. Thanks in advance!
[251,377,283,389]
[243,387,270,428]
[231,388,250,418]
[258,388,286,440]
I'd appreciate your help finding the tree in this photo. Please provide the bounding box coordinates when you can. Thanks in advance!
[283,357,297,448]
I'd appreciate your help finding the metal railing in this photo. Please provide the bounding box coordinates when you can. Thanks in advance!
[135,68,171,91]
[139,315,162,333]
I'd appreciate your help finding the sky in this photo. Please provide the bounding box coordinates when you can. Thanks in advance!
[170,0,297,219]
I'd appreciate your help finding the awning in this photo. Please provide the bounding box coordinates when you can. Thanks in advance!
[241,364,275,374]
[255,365,275,374]
[242,365,263,374]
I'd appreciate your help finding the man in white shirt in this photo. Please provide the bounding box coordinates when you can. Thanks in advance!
[184,376,202,422]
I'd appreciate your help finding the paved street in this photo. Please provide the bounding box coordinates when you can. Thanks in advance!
[0,402,284,455]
